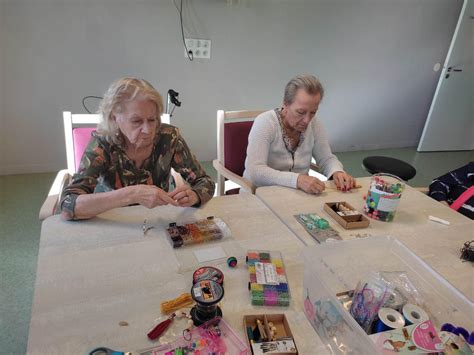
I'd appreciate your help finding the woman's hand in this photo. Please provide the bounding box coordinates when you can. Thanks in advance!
[130,185,179,208]
[297,175,326,194]
[168,184,200,207]
[332,171,357,191]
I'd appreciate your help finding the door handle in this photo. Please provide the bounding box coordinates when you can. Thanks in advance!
[445,66,463,78]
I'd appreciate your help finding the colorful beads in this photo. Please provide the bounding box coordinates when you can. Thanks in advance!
[247,250,290,307]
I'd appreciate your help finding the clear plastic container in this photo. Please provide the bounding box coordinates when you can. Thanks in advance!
[364,173,405,222]
[138,317,249,354]
[247,250,291,306]
[303,236,472,354]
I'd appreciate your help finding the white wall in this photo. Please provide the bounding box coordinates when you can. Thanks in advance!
[0,0,462,175]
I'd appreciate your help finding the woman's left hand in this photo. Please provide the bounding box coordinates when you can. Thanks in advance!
[168,184,200,207]
[332,171,357,192]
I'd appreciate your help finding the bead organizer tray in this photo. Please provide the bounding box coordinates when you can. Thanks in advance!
[323,202,370,229]
[246,250,290,306]
[294,213,341,243]
[166,217,230,248]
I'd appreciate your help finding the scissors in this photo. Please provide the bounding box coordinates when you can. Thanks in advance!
[89,347,132,355]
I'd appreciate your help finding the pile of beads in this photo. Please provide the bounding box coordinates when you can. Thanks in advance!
[247,250,290,306]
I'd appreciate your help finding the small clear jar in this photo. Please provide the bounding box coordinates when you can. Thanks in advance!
[364,173,405,222]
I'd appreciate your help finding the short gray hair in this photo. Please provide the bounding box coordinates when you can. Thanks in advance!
[283,74,324,105]
[97,77,164,145]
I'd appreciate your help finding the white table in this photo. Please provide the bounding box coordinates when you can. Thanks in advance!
[27,194,328,355]
[256,177,474,300]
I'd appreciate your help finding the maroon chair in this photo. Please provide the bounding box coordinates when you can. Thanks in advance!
[213,110,265,195]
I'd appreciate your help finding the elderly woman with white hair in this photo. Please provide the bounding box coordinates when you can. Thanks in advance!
[61,77,215,220]
[243,74,356,194]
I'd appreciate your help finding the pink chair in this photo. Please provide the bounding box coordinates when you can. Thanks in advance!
[212,110,265,195]
[38,112,183,220]
[39,112,101,220]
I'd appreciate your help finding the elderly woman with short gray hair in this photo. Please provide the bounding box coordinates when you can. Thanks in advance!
[243,74,356,194]
[61,77,215,220]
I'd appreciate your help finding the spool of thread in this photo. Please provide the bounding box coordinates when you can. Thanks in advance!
[192,266,224,286]
[403,304,429,325]
[375,308,405,333]
[190,279,224,326]
[227,256,237,268]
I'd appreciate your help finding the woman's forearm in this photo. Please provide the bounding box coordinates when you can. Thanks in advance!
[62,187,133,220]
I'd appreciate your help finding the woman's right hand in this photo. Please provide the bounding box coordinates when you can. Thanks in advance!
[128,185,179,208]
[297,175,326,194]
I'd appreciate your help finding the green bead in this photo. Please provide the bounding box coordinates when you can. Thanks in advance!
[316,218,329,229]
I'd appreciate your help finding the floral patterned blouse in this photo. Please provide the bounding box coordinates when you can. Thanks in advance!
[61,124,215,217]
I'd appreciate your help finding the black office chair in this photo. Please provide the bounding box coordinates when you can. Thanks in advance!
[362,156,416,181]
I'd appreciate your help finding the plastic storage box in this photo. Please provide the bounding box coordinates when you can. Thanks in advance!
[303,236,472,354]
[247,250,290,306]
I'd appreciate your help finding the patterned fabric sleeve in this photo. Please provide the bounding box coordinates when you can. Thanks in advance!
[428,162,473,202]
[60,134,109,216]
[171,129,215,206]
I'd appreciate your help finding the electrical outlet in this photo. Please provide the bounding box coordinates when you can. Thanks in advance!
[184,38,211,59]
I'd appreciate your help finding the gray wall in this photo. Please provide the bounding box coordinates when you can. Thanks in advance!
[0,0,462,175]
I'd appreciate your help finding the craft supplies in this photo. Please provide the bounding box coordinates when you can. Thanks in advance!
[374,308,405,333]
[439,331,473,354]
[294,213,341,243]
[227,256,238,268]
[370,320,444,354]
[89,347,131,355]
[324,202,370,229]
[247,250,290,306]
[147,313,178,340]
[441,323,474,346]
[243,314,298,354]
[190,279,224,326]
[166,217,229,248]
[363,174,405,222]
[383,288,406,312]
[160,293,194,314]
[428,215,451,225]
[349,272,394,333]
[142,219,154,235]
[460,240,474,262]
[139,317,248,355]
[192,266,224,286]
[402,304,429,325]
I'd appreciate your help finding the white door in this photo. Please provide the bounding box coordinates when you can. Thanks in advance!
[418,0,473,151]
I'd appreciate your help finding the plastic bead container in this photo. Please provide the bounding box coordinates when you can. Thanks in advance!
[246,250,290,307]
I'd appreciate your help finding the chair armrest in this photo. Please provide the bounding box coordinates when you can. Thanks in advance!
[38,169,71,220]
[212,159,256,194]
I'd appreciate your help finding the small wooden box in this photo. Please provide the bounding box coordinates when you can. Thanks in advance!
[243,314,298,354]
[324,201,370,229]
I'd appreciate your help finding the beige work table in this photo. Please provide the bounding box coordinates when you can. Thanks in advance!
[256,177,474,300]
[27,194,328,355]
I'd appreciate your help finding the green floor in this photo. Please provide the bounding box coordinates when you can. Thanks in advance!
[1,149,473,354]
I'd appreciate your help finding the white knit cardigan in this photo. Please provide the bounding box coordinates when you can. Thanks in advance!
[243,109,344,188]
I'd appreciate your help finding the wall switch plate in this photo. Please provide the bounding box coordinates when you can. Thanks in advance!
[184,38,211,59]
